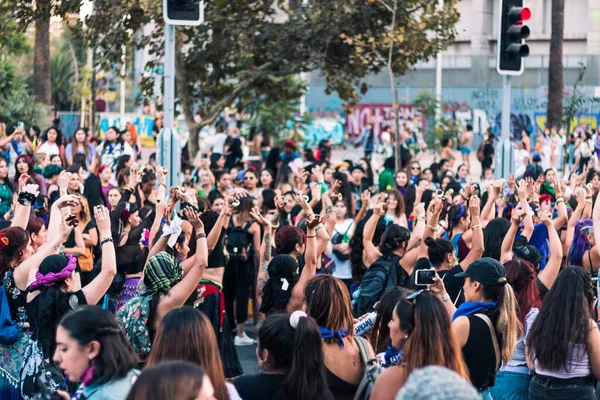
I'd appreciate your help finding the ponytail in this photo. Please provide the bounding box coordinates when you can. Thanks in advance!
[285,312,328,400]
[258,312,329,400]
[488,282,521,365]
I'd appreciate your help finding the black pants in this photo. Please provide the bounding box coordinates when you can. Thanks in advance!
[223,257,251,330]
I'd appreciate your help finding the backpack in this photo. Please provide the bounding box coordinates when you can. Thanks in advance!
[352,254,403,317]
[0,272,19,345]
[331,221,354,261]
[116,295,152,357]
[226,220,252,261]
[476,142,485,162]
[353,336,381,400]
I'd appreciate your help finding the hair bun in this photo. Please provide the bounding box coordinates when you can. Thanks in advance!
[289,310,307,329]
[424,237,435,247]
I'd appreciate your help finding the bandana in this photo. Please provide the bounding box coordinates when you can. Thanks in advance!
[452,301,498,322]
[141,252,183,297]
[28,254,77,292]
[319,326,348,348]
[162,215,183,248]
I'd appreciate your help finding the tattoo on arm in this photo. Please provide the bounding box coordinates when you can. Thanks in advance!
[263,233,272,262]
[326,206,334,214]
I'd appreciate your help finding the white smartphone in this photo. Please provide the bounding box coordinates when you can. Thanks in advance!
[415,269,436,286]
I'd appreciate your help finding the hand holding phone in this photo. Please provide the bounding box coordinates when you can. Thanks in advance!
[415,269,436,286]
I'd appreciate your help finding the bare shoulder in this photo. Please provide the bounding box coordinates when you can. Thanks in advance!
[371,365,407,400]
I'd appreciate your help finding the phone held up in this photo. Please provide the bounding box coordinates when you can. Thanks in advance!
[415,269,436,286]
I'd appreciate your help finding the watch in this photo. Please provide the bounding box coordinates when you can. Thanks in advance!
[439,293,450,302]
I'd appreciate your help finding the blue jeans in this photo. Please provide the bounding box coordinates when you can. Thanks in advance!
[479,388,493,400]
[490,371,531,400]
[529,374,597,400]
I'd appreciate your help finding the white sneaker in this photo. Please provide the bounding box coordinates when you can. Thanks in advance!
[234,332,256,346]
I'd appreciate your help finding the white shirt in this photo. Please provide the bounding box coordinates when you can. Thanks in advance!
[514,148,529,178]
[326,219,355,280]
[37,141,60,156]
[212,133,228,154]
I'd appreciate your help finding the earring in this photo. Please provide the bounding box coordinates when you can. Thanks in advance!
[404,334,409,339]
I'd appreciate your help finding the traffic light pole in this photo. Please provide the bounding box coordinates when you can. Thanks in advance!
[495,74,514,179]
[157,23,181,190]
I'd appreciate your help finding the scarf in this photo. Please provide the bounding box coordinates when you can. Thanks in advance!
[542,181,555,197]
[319,326,348,348]
[382,347,403,369]
[452,301,498,322]
[71,367,94,400]
[141,252,183,297]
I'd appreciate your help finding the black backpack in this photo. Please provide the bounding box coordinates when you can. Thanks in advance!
[352,254,404,317]
[226,220,252,261]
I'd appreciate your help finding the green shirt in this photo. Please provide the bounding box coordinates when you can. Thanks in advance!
[378,168,394,192]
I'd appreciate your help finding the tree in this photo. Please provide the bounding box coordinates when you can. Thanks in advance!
[78,0,459,159]
[546,0,564,130]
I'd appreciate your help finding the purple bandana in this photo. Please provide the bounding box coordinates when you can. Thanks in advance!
[28,254,78,292]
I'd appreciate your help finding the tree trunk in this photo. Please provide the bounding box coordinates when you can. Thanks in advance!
[546,0,564,130]
[34,0,51,105]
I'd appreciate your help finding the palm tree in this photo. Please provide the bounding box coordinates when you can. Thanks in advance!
[34,0,52,105]
[546,0,564,130]
[51,50,76,112]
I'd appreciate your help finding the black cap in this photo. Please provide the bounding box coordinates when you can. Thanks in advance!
[350,165,365,173]
[455,258,508,287]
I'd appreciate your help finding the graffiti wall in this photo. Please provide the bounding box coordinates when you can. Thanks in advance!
[346,104,426,139]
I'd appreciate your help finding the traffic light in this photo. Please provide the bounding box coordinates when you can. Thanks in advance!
[497,0,531,76]
[163,0,204,26]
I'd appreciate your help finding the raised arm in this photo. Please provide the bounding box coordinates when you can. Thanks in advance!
[538,211,562,290]
[518,179,534,239]
[552,181,568,231]
[11,182,38,229]
[460,196,484,271]
[158,208,208,312]
[593,192,600,262]
[565,188,586,255]
[250,208,273,300]
[481,180,503,226]
[363,194,386,266]
[81,206,117,305]
[354,189,371,227]
[399,203,426,274]
[288,214,322,313]
[501,209,526,263]
[63,225,86,257]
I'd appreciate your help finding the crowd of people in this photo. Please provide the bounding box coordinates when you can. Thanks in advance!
[1,118,600,400]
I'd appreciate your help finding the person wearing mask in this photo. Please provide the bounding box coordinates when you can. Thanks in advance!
[431,258,520,400]
[126,361,216,400]
[147,307,242,399]
[233,311,333,400]
[52,306,138,400]
[370,290,469,400]
[526,267,600,400]
[304,275,376,399]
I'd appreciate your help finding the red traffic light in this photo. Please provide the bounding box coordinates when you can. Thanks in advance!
[521,7,531,21]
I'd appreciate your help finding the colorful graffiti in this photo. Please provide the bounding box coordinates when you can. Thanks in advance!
[98,113,155,138]
[296,118,346,147]
[533,112,599,133]
[346,104,426,138]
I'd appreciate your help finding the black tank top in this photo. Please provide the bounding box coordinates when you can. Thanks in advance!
[462,314,500,389]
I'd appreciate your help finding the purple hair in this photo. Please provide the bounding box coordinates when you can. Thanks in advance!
[568,219,593,267]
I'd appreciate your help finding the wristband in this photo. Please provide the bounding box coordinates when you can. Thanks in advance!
[425,224,436,232]
[555,197,565,203]
[195,232,207,240]
[439,293,450,302]
[472,225,482,231]
[306,235,316,238]
[18,192,36,206]
[101,237,113,246]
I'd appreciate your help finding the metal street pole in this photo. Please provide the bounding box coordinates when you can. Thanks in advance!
[434,0,443,123]
[120,45,126,118]
[495,74,514,179]
[157,23,180,190]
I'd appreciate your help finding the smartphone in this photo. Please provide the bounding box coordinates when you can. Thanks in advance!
[17,122,24,130]
[201,153,208,159]
[415,269,436,286]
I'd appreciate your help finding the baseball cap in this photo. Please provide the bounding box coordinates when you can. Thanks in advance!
[532,152,541,162]
[455,257,508,286]
[284,140,296,150]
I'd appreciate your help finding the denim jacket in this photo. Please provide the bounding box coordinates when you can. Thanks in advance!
[83,369,140,400]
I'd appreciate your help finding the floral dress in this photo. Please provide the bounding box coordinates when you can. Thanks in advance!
[0,271,30,400]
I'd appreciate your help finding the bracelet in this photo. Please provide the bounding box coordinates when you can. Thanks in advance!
[472,225,482,231]
[18,192,36,206]
[555,197,565,203]
[101,237,113,246]
[306,235,316,238]
[195,232,207,240]
[425,224,436,232]
[586,200,593,205]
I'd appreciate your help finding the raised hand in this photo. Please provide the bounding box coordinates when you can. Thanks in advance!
[184,206,204,232]
[129,164,139,188]
[517,179,527,201]
[94,206,112,238]
[156,166,167,186]
[18,173,31,192]
[307,213,324,229]
[310,182,322,203]
[249,207,271,228]
[538,209,552,226]
[58,212,76,240]
[54,194,80,209]
[311,165,324,182]
[511,206,526,225]
[361,189,371,206]
[22,183,40,197]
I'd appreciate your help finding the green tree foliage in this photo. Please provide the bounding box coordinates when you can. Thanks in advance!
[0,60,50,126]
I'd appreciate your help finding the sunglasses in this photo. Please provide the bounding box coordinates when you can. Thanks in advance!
[244,176,255,180]
[406,289,429,304]
[411,167,421,170]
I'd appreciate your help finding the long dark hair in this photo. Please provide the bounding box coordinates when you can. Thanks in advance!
[0,227,29,276]
[504,259,541,329]
[424,237,455,267]
[59,306,137,385]
[482,218,510,261]
[370,287,411,354]
[258,312,329,400]
[527,267,595,371]
[446,204,469,239]
[146,307,228,400]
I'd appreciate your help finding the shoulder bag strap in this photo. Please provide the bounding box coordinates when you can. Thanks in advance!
[475,313,501,370]
[353,336,379,400]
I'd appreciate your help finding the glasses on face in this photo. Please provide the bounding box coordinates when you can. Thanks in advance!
[411,166,420,171]
[406,289,429,304]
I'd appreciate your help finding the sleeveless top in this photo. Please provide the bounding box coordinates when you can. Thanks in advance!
[534,343,592,379]
[5,272,27,325]
[462,314,501,389]
[325,368,358,400]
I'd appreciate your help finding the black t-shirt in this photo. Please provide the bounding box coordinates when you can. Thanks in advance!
[64,220,97,248]
[233,374,333,400]
[349,182,366,212]
[27,289,87,357]
[208,230,226,268]
[439,264,465,306]
[405,257,432,290]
